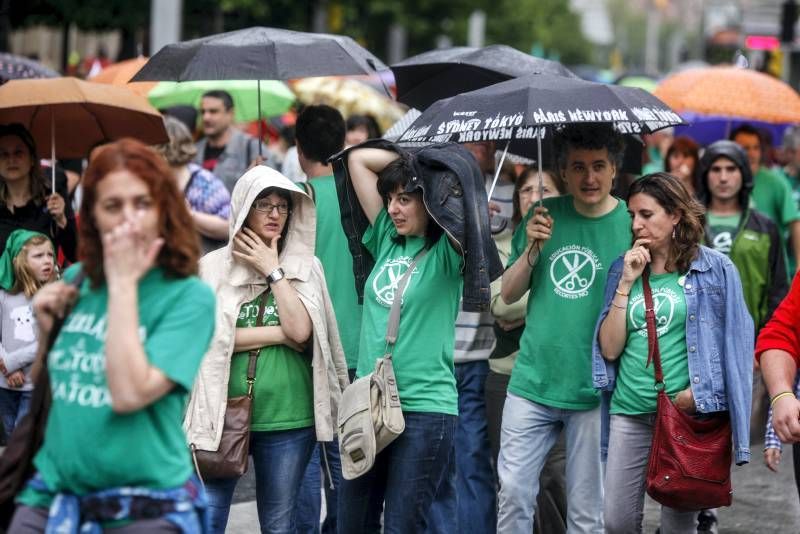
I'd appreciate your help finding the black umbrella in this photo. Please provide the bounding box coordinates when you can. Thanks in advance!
[132,26,388,156]
[398,73,683,201]
[131,27,387,81]
[0,53,58,85]
[391,45,577,110]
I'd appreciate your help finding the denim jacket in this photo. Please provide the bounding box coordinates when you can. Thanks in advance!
[592,246,754,464]
[331,139,503,311]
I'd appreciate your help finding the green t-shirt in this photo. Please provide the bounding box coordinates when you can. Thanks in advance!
[309,175,362,370]
[507,195,632,410]
[751,167,800,233]
[706,212,741,255]
[228,291,314,431]
[611,272,690,415]
[18,266,215,506]
[356,209,463,415]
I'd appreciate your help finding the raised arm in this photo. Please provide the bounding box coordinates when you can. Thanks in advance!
[501,206,552,304]
[347,148,399,225]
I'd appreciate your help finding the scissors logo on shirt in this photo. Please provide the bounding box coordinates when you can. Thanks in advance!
[712,232,732,255]
[373,257,419,307]
[549,246,600,299]
[629,288,678,338]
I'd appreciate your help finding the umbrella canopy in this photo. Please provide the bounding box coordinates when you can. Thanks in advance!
[131,26,387,82]
[291,76,405,131]
[398,73,683,156]
[391,45,577,110]
[148,80,295,123]
[0,53,58,85]
[0,77,167,159]
[89,56,156,97]
[654,66,800,124]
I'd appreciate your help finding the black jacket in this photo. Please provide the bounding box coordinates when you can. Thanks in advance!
[0,172,77,263]
[331,139,502,311]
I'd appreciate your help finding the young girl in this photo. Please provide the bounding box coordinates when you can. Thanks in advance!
[0,230,55,440]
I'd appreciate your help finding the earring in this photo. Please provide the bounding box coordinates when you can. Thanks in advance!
[672,226,676,239]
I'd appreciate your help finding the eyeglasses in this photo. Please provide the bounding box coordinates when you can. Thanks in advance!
[252,200,290,215]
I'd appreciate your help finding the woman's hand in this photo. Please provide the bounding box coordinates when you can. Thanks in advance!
[32,281,79,335]
[5,370,24,388]
[233,227,280,278]
[673,386,696,414]
[765,448,782,472]
[525,207,553,247]
[102,218,164,287]
[621,239,651,286]
[46,193,68,228]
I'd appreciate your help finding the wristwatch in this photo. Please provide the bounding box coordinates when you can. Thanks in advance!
[267,267,285,284]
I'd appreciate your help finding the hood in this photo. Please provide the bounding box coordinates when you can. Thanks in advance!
[225,165,316,286]
[698,140,753,208]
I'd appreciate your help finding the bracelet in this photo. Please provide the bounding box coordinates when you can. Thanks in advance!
[615,288,629,297]
[611,300,626,310]
[770,391,796,408]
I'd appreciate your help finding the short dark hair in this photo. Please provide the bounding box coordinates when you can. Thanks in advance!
[201,90,234,111]
[729,123,760,141]
[346,114,381,139]
[376,154,443,246]
[295,105,346,163]
[553,123,626,172]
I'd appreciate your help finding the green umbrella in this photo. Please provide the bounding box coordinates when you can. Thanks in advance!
[148,79,295,123]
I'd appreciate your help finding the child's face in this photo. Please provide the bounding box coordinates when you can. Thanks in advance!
[26,242,55,284]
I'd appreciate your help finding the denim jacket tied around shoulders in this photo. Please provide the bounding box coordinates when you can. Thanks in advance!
[591,245,754,465]
[330,139,503,312]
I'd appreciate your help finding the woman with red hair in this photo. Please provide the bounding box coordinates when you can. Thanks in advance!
[9,139,216,533]
[664,136,701,198]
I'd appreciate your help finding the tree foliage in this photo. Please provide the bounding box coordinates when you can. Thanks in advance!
[10,0,593,65]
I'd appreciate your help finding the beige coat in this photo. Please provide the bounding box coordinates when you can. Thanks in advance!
[184,166,349,451]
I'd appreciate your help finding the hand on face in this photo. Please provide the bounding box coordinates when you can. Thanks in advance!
[101,213,164,287]
[621,238,651,285]
[232,227,280,278]
[46,193,67,228]
[525,206,553,247]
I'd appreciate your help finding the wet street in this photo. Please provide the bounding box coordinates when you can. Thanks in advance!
[226,445,800,533]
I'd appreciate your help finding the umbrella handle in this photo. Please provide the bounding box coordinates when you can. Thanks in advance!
[257,79,263,158]
[487,140,510,201]
[51,111,55,195]
[537,129,544,209]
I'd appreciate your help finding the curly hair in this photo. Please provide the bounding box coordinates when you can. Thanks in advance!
[79,138,200,288]
[628,172,706,274]
[553,123,626,172]
[157,115,198,166]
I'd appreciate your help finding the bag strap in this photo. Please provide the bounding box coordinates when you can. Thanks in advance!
[246,291,268,397]
[385,248,428,352]
[641,268,665,387]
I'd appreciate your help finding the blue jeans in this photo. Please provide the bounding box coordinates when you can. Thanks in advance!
[497,393,603,534]
[337,412,456,534]
[295,441,342,534]
[0,387,31,440]
[428,360,496,534]
[205,427,316,534]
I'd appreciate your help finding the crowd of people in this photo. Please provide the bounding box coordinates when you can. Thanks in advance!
[0,82,798,534]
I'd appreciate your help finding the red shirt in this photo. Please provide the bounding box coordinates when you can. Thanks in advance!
[756,273,800,366]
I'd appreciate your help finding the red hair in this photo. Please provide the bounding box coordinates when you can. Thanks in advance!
[78,138,200,287]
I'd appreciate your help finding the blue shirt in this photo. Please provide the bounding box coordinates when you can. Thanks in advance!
[592,246,754,465]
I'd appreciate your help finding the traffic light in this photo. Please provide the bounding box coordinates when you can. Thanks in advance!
[781,0,798,44]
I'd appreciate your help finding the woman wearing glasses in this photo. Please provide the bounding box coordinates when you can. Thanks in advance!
[184,165,349,534]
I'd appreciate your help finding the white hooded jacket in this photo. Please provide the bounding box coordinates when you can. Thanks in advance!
[184,166,349,451]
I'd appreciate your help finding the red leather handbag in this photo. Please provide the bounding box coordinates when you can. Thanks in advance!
[642,270,733,511]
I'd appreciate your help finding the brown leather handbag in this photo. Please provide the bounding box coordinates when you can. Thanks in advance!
[192,292,266,481]
[642,269,733,511]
